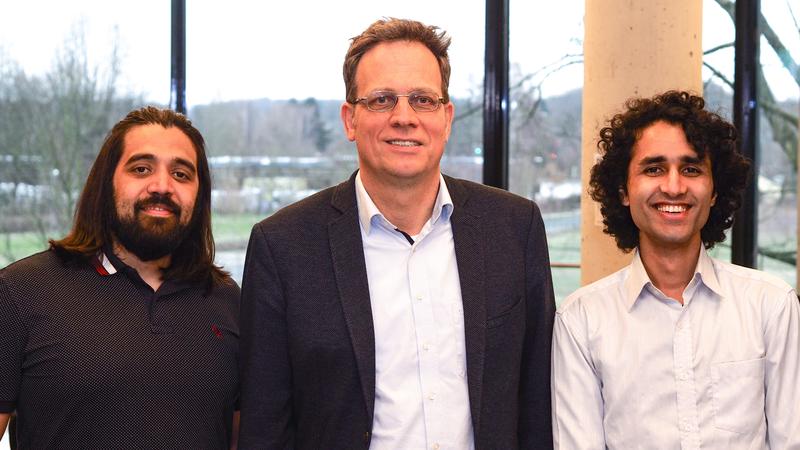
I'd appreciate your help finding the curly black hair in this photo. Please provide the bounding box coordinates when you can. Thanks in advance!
[589,90,752,251]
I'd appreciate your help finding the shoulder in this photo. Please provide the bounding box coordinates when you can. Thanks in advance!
[210,276,241,298]
[710,257,795,303]
[1,250,91,312]
[1,250,73,283]
[253,180,350,234]
[446,175,535,209]
[557,266,629,321]
[445,175,541,230]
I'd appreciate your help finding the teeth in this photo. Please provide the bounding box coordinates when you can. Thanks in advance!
[387,140,420,147]
[657,204,687,213]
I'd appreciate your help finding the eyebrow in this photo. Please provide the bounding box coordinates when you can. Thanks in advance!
[637,154,703,166]
[124,153,197,174]
[370,87,439,94]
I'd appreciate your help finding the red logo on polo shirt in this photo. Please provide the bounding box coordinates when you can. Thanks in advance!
[211,324,224,339]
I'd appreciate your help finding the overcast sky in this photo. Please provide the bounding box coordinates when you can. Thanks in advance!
[0,1,796,104]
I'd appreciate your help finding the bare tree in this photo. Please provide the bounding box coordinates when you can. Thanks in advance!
[707,0,799,169]
[0,24,141,261]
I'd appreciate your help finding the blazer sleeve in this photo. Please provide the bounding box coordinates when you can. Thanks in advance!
[238,223,294,450]
[518,202,557,449]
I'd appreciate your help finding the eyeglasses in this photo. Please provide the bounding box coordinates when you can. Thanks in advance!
[352,90,446,113]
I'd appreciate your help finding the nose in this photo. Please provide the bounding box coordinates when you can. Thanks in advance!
[661,169,687,196]
[389,97,419,128]
[146,169,175,195]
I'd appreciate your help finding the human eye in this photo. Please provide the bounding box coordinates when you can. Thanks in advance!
[172,170,192,181]
[682,166,703,176]
[411,92,438,109]
[415,94,434,105]
[130,165,151,176]
[368,92,395,108]
[643,166,663,176]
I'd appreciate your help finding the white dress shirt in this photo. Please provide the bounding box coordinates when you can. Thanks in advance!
[552,247,800,450]
[356,173,474,450]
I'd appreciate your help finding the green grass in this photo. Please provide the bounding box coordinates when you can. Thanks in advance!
[2,214,795,297]
[0,231,50,266]
[212,213,263,246]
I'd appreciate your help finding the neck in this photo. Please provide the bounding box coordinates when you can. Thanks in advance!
[638,239,701,304]
[360,171,441,235]
[112,241,170,291]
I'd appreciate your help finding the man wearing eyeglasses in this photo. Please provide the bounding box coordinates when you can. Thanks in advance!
[238,18,555,450]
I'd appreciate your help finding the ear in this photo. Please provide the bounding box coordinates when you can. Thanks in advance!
[620,187,630,206]
[443,101,455,142]
[711,191,717,206]
[340,102,357,142]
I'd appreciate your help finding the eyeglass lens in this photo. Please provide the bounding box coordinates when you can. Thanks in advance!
[364,92,440,112]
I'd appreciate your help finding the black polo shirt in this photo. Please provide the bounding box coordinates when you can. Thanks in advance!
[0,250,239,449]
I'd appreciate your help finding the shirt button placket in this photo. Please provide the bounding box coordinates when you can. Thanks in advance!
[673,311,701,450]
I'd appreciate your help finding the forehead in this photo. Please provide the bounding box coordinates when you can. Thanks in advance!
[119,124,198,166]
[631,121,701,161]
[355,40,441,93]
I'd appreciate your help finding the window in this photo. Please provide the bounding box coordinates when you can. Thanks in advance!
[0,1,167,268]
[185,2,485,282]
[703,0,798,286]
[509,0,584,301]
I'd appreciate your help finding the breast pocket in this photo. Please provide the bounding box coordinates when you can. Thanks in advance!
[486,296,523,329]
[710,357,766,434]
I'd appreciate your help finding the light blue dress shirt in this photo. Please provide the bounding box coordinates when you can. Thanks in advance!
[552,247,800,449]
[355,173,475,450]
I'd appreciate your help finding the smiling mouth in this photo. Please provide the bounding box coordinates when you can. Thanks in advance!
[386,139,422,147]
[142,205,175,215]
[656,204,688,213]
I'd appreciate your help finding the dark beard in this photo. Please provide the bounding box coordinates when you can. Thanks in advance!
[111,193,192,261]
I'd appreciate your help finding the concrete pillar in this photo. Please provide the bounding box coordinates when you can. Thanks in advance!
[580,0,704,285]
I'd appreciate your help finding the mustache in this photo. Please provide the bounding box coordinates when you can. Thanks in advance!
[134,193,181,216]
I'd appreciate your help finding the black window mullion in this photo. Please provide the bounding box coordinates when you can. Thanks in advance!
[732,0,760,268]
[482,0,510,189]
[170,0,186,114]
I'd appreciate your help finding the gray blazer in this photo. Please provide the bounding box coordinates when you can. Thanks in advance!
[238,173,555,449]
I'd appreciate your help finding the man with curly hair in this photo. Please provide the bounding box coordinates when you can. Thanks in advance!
[551,90,800,449]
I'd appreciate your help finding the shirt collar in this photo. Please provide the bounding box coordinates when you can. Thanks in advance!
[355,171,454,235]
[92,250,119,276]
[623,245,724,311]
[93,247,194,295]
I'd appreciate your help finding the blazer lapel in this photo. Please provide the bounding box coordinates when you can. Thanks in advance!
[328,175,376,422]
[446,176,487,434]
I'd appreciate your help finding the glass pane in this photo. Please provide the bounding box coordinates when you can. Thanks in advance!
[0,2,169,269]
[757,0,799,286]
[702,0,737,266]
[704,0,798,287]
[187,2,485,282]
[509,0,584,303]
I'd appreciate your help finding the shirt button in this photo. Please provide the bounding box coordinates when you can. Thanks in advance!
[423,343,430,351]
[433,444,440,450]
[428,392,436,401]
[677,372,689,381]
[416,295,423,302]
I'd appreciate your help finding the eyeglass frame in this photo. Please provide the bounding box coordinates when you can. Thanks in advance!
[351,90,447,113]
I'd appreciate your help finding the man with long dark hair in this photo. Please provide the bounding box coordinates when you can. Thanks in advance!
[552,91,800,448]
[0,106,240,449]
